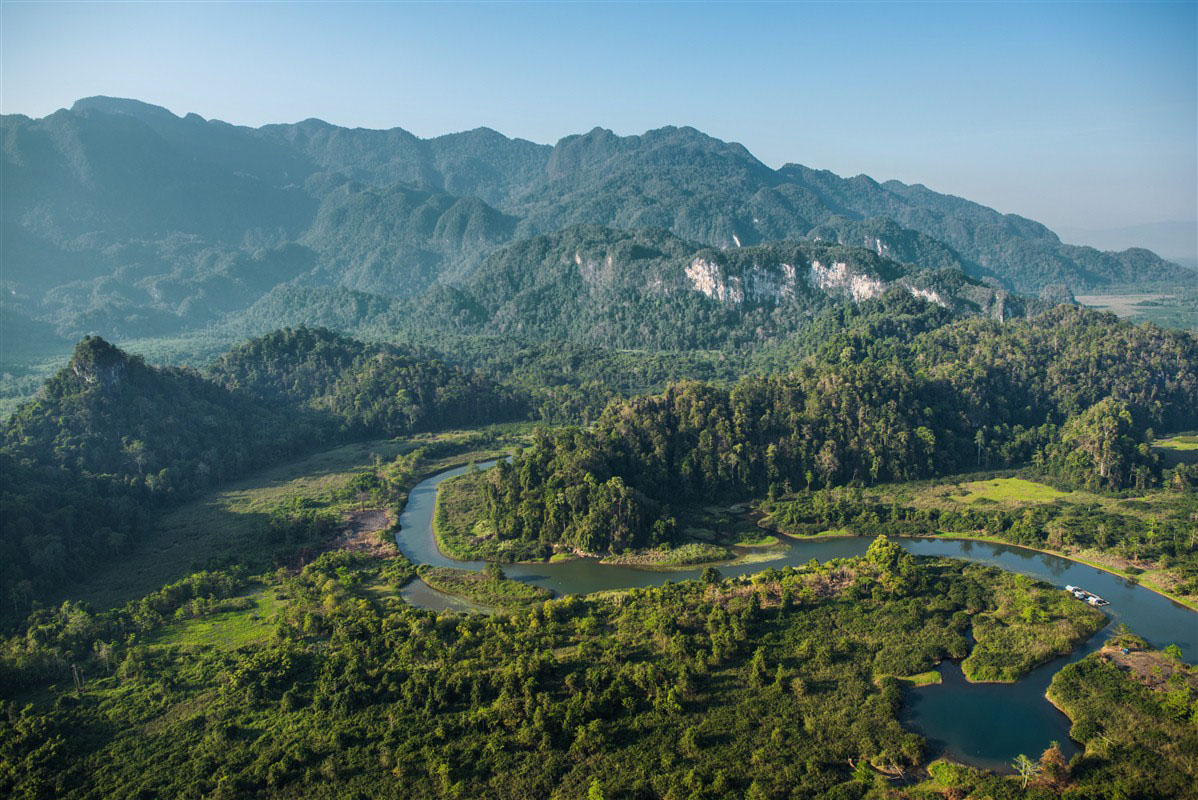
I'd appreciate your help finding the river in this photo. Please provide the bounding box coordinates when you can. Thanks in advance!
[395,460,1197,771]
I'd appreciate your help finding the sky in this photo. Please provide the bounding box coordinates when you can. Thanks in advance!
[2,1,1196,257]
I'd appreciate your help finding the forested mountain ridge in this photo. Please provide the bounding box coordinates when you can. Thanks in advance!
[498,124,1187,292]
[2,97,1189,355]
[0,329,524,602]
[405,225,1049,350]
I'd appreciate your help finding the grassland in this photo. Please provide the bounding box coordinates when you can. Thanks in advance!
[146,587,281,650]
[1154,432,1198,472]
[877,670,942,687]
[949,477,1070,504]
[61,430,517,611]
[1076,293,1172,317]
[1076,290,1198,331]
[598,542,734,567]
[1156,434,1198,451]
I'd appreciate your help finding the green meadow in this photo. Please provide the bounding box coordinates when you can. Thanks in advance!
[147,587,281,650]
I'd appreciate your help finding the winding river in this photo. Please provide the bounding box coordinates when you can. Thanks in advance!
[396,461,1197,772]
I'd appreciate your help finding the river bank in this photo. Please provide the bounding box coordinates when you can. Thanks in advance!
[394,461,1197,775]
[766,526,1197,612]
[399,463,1197,657]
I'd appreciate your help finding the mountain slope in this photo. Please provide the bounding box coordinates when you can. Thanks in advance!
[207,326,525,436]
[0,101,520,340]
[407,225,1047,350]
[505,126,1186,292]
[0,329,526,598]
[2,98,1189,353]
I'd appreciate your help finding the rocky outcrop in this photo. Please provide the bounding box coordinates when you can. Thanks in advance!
[807,260,886,302]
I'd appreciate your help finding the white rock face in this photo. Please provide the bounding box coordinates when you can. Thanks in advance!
[685,258,802,304]
[573,249,616,285]
[687,257,896,306]
[908,286,948,307]
[779,263,797,299]
[686,258,742,303]
[574,250,598,282]
[807,260,885,302]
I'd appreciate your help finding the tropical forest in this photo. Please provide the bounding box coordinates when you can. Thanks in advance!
[2,3,1197,799]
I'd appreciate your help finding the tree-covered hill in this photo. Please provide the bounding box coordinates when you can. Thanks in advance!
[0,337,315,601]
[0,330,525,603]
[207,326,525,436]
[4,336,316,493]
[3,98,1190,358]
[478,307,1198,556]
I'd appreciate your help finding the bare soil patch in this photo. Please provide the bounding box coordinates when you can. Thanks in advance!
[333,509,398,558]
[1099,646,1198,693]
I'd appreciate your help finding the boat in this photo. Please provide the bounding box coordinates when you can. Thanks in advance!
[1064,585,1109,606]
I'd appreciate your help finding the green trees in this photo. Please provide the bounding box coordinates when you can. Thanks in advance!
[0,330,526,609]
[1048,649,1198,798]
[2,552,1059,799]
[473,307,1197,559]
[480,446,675,555]
[208,326,526,437]
[865,535,904,570]
[0,338,315,605]
[1047,398,1156,491]
[1037,742,1070,790]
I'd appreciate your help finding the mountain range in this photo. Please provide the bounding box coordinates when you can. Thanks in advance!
[1,96,1190,354]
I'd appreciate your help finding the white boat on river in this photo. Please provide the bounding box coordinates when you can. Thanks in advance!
[1065,584,1110,606]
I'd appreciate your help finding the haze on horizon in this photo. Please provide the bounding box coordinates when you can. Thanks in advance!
[3,0,1195,262]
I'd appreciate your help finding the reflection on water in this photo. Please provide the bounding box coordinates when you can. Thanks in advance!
[398,462,1195,656]
[903,631,1106,774]
[398,579,493,614]
[396,462,1198,771]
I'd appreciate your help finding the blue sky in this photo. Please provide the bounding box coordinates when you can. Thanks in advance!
[2,1,1195,252]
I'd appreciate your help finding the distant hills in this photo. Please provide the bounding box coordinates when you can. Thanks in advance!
[1054,220,1198,268]
[1,96,1190,353]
